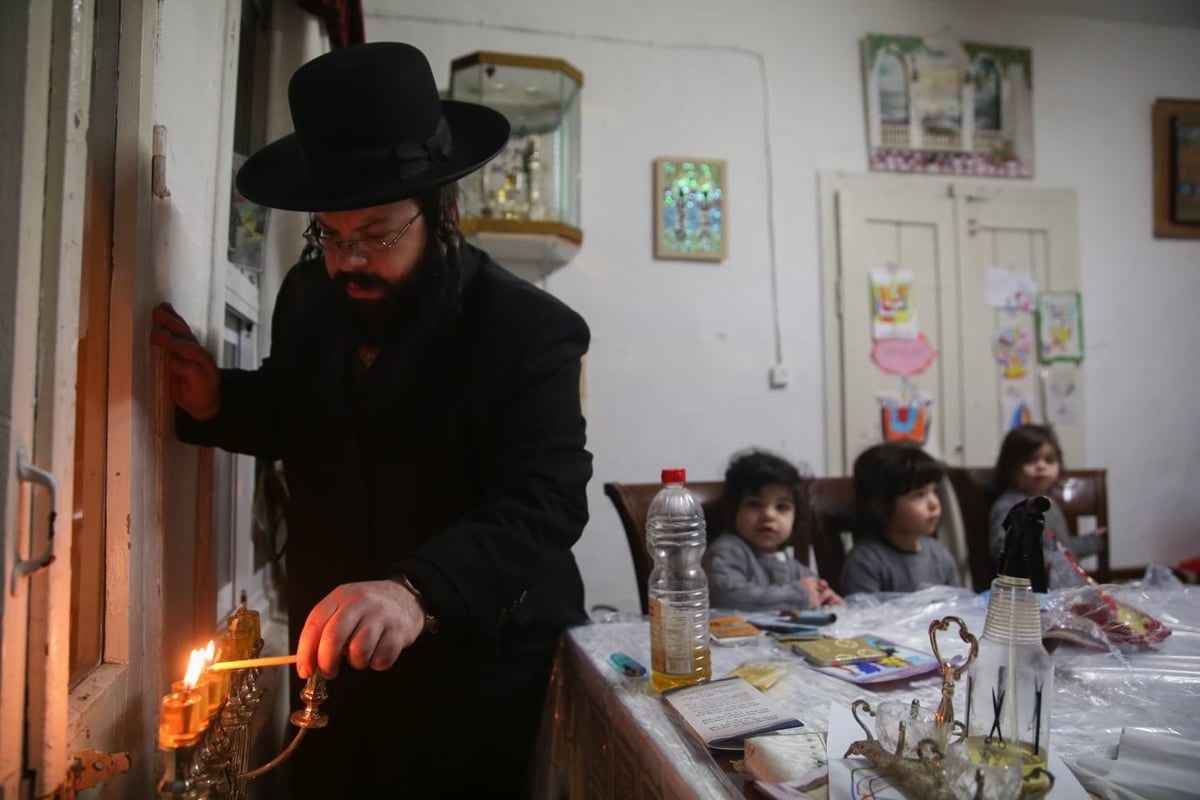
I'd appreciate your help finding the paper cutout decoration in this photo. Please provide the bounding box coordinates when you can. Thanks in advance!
[984,267,1037,311]
[871,333,937,376]
[1043,364,1082,424]
[869,267,918,339]
[1001,385,1037,431]
[1036,291,1084,363]
[992,324,1033,379]
[878,395,934,444]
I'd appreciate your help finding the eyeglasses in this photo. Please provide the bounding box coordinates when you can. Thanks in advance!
[303,209,423,254]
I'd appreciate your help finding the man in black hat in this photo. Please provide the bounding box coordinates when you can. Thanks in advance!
[152,42,590,797]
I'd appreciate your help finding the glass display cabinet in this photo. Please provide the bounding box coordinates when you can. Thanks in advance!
[449,51,583,281]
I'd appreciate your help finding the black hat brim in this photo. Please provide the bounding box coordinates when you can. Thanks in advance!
[235,100,511,212]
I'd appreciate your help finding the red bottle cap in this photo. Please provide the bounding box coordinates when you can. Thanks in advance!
[661,468,686,483]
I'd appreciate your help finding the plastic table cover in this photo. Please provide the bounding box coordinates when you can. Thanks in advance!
[536,575,1200,799]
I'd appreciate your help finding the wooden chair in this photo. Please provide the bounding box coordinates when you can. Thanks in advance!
[1055,469,1111,582]
[806,476,859,595]
[943,467,1002,591]
[603,481,726,614]
[944,467,1112,586]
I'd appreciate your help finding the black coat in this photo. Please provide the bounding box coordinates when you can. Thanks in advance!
[177,244,591,796]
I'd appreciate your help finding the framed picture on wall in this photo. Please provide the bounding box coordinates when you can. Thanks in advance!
[1036,291,1084,364]
[653,157,727,261]
[1152,98,1200,239]
[861,34,1035,178]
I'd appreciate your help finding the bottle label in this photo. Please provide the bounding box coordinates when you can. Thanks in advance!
[650,597,701,675]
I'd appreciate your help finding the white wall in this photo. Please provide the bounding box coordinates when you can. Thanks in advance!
[366,0,1200,614]
[151,0,234,683]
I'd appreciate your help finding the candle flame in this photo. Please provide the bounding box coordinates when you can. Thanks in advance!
[204,640,215,665]
[183,648,206,691]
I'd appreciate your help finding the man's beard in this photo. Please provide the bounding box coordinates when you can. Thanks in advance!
[331,244,452,347]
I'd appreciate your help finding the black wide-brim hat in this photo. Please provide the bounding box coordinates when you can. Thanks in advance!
[236,42,510,212]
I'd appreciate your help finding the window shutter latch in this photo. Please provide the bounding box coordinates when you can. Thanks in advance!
[46,749,132,798]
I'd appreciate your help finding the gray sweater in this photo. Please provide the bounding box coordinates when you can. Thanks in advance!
[704,533,818,611]
[988,491,1104,589]
[838,535,961,596]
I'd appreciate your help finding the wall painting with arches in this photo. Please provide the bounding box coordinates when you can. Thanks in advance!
[862,34,1034,178]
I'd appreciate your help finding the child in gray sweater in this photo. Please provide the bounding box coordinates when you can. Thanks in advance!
[838,443,961,595]
[704,450,843,611]
[988,424,1105,588]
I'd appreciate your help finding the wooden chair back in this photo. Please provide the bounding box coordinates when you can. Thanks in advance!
[807,476,859,595]
[944,466,1111,586]
[1054,469,1111,582]
[943,467,1002,591]
[603,480,726,614]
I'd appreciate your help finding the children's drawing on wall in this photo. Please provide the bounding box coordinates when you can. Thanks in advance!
[1001,385,1037,431]
[984,266,1037,311]
[871,333,937,376]
[653,157,726,261]
[992,324,1033,379]
[1042,364,1082,424]
[862,34,1034,178]
[869,265,918,339]
[1036,291,1084,362]
[878,381,934,445]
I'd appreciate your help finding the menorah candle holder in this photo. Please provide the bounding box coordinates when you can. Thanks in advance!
[158,607,331,799]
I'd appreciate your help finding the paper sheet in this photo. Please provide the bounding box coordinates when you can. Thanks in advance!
[985,267,1037,311]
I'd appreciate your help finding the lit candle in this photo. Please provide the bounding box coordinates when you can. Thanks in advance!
[159,648,209,748]
[189,641,223,717]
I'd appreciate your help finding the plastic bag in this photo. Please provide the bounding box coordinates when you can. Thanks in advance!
[1042,581,1172,652]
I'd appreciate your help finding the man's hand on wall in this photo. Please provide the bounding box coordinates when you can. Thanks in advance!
[151,302,222,421]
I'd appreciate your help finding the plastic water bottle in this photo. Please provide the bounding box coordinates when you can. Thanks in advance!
[646,468,711,692]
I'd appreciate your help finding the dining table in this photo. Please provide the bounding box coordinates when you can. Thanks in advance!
[534,575,1200,799]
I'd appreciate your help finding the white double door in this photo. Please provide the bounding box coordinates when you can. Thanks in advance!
[820,174,1084,475]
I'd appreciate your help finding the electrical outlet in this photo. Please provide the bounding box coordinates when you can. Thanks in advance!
[769,363,790,388]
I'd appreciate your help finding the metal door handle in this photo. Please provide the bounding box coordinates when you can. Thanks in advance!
[11,446,57,595]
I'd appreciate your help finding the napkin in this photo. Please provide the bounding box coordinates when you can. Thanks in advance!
[1072,728,1200,800]
[744,730,827,782]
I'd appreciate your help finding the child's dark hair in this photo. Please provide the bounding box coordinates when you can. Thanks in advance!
[721,449,810,543]
[853,443,944,531]
[994,424,1063,491]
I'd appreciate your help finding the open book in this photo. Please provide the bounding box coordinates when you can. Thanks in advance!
[662,676,804,750]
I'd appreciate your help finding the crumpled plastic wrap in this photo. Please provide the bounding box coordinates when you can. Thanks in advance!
[1047,575,1200,768]
[1042,567,1178,651]
[544,580,1200,798]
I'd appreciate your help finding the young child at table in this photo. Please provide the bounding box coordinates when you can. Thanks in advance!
[988,424,1105,588]
[838,443,961,595]
[704,449,843,611]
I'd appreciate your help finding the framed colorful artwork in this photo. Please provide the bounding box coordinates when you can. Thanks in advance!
[1035,291,1084,363]
[862,34,1034,178]
[654,157,727,261]
[1152,98,1200,239]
